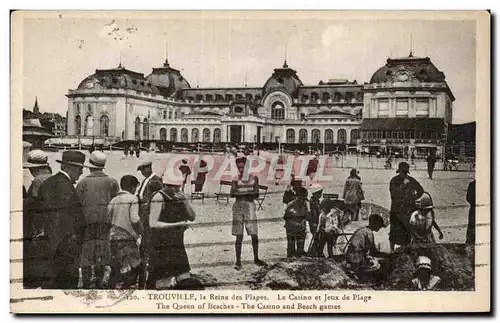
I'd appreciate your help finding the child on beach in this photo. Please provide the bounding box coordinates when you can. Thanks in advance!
[317,199,342,258]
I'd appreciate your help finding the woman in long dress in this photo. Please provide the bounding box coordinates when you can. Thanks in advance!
[230,156,267,270]
[343,169,364,221]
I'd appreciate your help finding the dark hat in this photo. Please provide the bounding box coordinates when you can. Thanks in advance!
[350,168,359,177]
[396,162,410,174]
[56,150,85,167]
[235,156,247,165]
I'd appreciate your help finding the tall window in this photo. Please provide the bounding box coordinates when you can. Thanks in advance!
[75,115,81,135]
[396,99,409,118]
[143,118,149,139]
[162,110,167,119]
[350,129,359,144]
[202,128,211,142]
[299,129,308,143]
[170,128,178,142]
[100,115,109,137]
[325,129,334,144]
[337,129,347,144]
[168,111,173,119]
[322,92,330,102]
[160,128,167,141]
[181,128,188,142]
[416,99,430,117]
[271,102,285,120]
[191,128,199,142]
[378,99,389,118]
[311,92,319,102]
[312,129,321,144]
[286,129,295,144]
[134,117,141,140]
[76,103,81,114]
[213,128,221,143]
[85,115,93,136]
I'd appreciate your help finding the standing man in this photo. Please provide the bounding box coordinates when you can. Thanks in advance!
[136,160,164,289]
[38,151,86,289]
[23,150,52,288]
[426,151,437,180]
[389,162,425,252]
[178,158,192,192]
[77,151,119,289]
[466,180,476,244]
[193,156,208,193]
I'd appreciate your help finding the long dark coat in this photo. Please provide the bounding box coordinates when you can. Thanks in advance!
[38,172,86,288]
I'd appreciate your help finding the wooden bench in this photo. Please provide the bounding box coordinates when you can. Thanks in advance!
[190,180,205,203]
[256,184,268,210]
[215,180,232,204]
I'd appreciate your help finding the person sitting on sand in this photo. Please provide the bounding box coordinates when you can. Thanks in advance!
[411,256,442,291]
[344,213,386,281]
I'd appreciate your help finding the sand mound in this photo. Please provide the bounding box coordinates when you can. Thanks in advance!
[248,257,364,290]
[386,244,475,291]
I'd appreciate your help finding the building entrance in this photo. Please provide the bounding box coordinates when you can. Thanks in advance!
[230,125,242,143]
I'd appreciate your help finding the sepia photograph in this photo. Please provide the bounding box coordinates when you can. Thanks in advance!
[10,10,490,313]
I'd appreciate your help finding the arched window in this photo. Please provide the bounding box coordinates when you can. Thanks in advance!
[181,128,188,143]
[311,92,319,102]
[350,129,359,144]
[168,111,172,119]
[286,129,295,144]
[191,128,199,142]
[100,115,109,137]
[337,129,347,144]
[322,92,330,102]
[202,128,211,142]
[74,115,81,135]
[299,129,308,144]
[170,128,178,142]
[325,129,334,144]
[271,102,285,120]
[174,111,178,119]
[312,129,321,144]
[213,128,221,143]
[143,118,149,139]
[333,92,341,102]
[84,115,94,136]
[160,128,167,141]
[134,117,141,140]
[76,104,81,114]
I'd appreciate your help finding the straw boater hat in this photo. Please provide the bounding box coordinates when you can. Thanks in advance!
[415,256,432,271]
[56,151,86,167]
[308,183,323,195]
[85,151,107,169]
[137,160,152,171]
[23,149,49,169]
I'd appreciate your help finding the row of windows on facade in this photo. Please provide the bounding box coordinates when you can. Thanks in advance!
[361,130,441,140]
[74,115,110,137]
[183,91,361,103]
[377,98,431,118]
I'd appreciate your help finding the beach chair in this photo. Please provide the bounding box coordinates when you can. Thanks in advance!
[256,184,268,210]
[190,180,205,204]
[215,180,232,204]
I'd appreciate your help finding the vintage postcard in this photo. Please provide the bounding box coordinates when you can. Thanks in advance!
[11,10,490,313]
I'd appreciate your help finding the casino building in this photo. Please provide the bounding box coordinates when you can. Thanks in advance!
[65,52,454,155]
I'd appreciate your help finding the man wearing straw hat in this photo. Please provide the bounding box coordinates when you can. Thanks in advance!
[76,151,119,289]
[38,150,87,289]
[23,149,53,288]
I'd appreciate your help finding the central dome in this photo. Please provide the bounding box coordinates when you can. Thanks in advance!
[263,61,303,96]
[146,59,191,97]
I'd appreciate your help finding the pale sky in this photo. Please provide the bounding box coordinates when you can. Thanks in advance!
[20,12,476,123]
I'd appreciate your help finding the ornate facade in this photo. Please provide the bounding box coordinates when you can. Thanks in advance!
[66,53,454,153]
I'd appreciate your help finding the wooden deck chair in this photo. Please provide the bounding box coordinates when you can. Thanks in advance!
[256,184,268,210]
[190,180,205,203]
[215,180,232,204]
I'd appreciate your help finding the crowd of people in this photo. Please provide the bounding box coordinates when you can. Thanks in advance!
[22,148,476,291]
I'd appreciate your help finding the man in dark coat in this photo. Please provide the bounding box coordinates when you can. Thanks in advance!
[466,180,476,244]
[38,151,86,289]
[136,160,164,289]
[426,151,437,180]
[389,162,425,252]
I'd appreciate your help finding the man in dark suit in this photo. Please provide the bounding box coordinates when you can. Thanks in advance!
[136,160,164,289]
[38,151,86,289]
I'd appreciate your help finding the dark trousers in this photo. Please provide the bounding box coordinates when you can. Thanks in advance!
[286,230,306,257]
[427,165,434,179]
[318,232,337,257]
